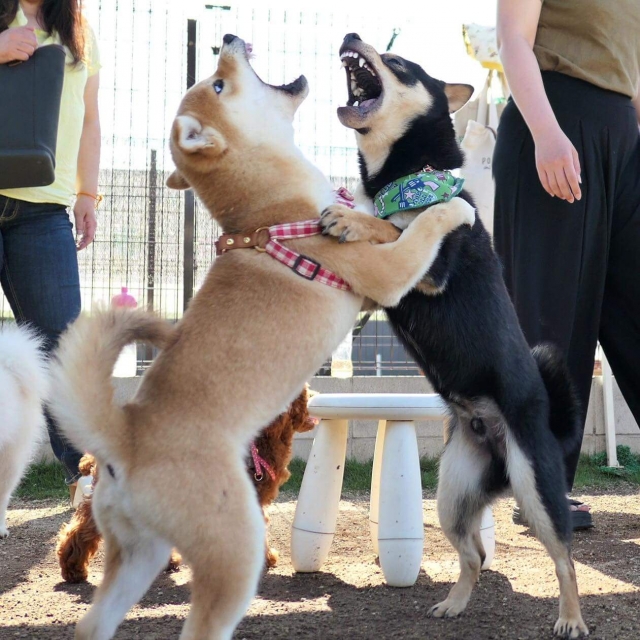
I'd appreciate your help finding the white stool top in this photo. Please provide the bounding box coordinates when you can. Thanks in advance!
[308,393,448,421]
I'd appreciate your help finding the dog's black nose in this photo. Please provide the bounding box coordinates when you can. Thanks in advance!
[222,34,237,45]
[344,33,362,43]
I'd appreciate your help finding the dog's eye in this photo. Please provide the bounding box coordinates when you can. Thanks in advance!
[213,79,224,94]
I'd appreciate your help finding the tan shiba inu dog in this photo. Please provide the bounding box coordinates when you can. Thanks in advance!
[49,34,474,640]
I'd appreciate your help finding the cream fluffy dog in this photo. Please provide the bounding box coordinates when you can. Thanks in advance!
[0,325,48,538]
[48,34,474,640]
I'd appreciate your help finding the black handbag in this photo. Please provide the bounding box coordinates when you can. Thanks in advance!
[0,43,65,189]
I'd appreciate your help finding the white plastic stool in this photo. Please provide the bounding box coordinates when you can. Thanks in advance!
[290,393,495,587]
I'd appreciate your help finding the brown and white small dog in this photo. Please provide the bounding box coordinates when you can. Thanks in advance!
[57,387,315,582]
[48,34,473,640]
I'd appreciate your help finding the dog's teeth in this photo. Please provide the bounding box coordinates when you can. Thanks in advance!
[354,100,359,106]
[359,57,365,68]
[340,52,348,59]
[342,59,348,67]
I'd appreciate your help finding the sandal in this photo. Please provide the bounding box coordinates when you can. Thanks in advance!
[513,498,594,530]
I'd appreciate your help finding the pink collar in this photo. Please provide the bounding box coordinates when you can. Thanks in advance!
[250,442,276,482]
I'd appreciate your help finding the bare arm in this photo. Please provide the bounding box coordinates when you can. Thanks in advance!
[497,0,581,203]
[74,72,101,250]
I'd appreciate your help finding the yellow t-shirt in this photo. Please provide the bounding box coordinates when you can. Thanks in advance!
[0,7,101,206]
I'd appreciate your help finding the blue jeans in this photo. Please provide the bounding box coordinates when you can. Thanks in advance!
[0,195,83,485]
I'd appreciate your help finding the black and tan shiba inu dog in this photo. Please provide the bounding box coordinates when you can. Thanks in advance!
[320,33,588,639]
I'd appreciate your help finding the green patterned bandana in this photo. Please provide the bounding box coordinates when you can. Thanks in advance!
[373,167,465,219]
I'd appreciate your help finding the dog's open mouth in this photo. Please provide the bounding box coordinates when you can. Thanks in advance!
[340,48,382,116]
[247,42,306,95]
[272,75,308,96]
[224,34,308,97]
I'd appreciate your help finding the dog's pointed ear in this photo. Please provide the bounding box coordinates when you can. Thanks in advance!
[166,170,190,190]
[444,83,474,113]
[173,114,227,155]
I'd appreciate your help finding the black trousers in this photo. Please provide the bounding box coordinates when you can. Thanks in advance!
[493,71,640,489]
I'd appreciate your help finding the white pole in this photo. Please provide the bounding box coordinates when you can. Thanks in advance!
[601,346,619,468]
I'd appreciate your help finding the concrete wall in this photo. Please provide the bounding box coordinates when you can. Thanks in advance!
[36,375,638,463]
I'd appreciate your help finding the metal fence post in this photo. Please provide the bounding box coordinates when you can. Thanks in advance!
[183,18,197,311]
[147,149,157,312]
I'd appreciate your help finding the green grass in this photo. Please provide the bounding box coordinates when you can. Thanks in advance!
[14,446,640,501]
[574,446,640,489]
[284,446,640,494]
[282,456,440,494]
[15,461,68,500]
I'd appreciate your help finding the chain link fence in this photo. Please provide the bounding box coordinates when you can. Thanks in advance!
[1,0,422,374]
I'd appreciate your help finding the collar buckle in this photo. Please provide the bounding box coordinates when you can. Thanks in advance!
[292,254,321,281]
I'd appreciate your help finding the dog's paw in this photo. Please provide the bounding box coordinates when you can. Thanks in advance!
[165,550,182,572]
[320,205,371,243]
[0,523,9,539]
[554,615,589,638]
[435,197,475,231]
[427,597,468,619]
[266,546,279,569]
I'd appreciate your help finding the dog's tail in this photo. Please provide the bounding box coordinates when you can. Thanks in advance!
[0,324,49,403]
[532,343,582,457]
[49,308,173,463]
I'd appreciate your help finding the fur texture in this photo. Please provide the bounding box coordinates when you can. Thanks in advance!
[57,387,315,582]
[323,33,588,638]
[47,34,474,640]
[0,325,48,538]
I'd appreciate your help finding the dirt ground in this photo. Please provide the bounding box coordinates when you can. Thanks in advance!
[1,490,639,639]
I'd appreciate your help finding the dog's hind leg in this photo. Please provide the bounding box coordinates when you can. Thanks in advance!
[75,512,171,640]
[177,474,265,640]
[428,421,493,618]
[505,429,588,638]
[0,439,31,538]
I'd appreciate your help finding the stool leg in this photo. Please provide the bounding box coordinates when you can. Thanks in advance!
[378,420,424,587]
[291,418,348,572]
[369,420,386,556]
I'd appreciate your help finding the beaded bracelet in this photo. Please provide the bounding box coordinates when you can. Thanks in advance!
[76,192,104,209]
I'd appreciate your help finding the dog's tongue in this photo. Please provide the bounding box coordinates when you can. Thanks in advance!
[360,98,376,109]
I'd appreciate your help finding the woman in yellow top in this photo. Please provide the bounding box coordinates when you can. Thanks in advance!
[0,0,100,501]
[494,0,640,530]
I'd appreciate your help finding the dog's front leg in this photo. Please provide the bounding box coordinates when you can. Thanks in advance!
[320,205,402,244]
[336,198,474,307]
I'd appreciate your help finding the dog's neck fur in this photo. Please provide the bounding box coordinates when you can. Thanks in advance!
[185,146,333,234]
[358,112,463,202]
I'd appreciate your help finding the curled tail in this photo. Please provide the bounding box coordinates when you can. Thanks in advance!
[532,343,582,457]
[48,308,173,463]
[0,324,49,404]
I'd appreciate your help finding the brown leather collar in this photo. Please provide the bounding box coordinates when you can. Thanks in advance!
[215,227,270,256]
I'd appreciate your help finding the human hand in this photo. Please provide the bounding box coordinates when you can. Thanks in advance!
[0,27,38,64]
[533,125,582,203]
[73,196,98,250]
